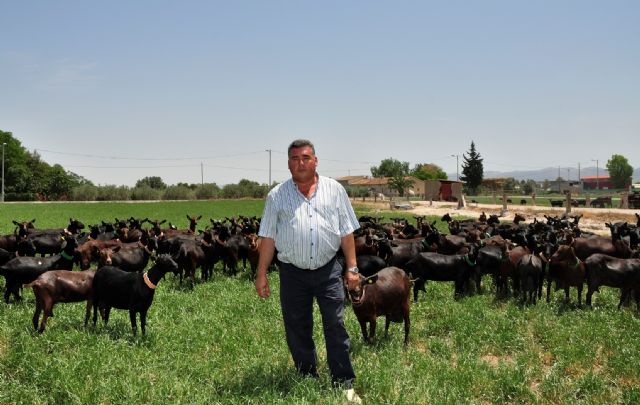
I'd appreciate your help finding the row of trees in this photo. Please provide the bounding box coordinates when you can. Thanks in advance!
[369,141,485,195]
[1,129,635,200]
[369,141,635,196]
[0,130,270,201]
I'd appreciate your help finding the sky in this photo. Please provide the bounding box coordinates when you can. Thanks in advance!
[1,1,638,187]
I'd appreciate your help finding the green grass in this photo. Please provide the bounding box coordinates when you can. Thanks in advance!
[1,201,639,404]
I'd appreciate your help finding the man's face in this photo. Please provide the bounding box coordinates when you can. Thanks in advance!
[288,145,318,183]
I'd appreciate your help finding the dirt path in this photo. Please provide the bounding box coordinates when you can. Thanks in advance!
[352,199,640,237]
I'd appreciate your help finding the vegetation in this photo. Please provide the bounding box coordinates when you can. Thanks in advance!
[411,163,448,181]
[1,201,639,404]
[0,130,91,201]
[388,175,414,197]
[370,158,410,178]
[460,141,484,195]
[0,131,269,202]
[606,155,634,189]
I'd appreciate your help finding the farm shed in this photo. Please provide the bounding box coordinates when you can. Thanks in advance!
[423,180,464,202]
[336,175,423,198]
[581,175,613,190]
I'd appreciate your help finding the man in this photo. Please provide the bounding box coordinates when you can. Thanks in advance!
[255,139,362,404]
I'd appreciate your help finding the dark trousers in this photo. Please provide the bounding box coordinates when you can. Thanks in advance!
[279,257,355,387]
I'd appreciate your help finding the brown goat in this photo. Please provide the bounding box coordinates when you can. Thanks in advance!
[344,266,411,345]
[27,269,96,333]
[547,245,586,305]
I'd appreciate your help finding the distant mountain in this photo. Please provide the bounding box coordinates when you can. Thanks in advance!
[448,167,640,182]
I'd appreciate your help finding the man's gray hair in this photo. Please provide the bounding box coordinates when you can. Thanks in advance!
[288,139,315,156]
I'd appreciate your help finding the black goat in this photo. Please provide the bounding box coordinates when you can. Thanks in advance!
[92,254,178,335]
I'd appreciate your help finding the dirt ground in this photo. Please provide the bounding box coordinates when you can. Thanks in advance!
[353,199,640,237]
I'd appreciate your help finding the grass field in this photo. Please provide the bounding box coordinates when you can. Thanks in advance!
[1,200,639,404]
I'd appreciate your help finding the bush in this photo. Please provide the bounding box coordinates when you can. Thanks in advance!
[70,185,98,201]
[221,184,241,199]
[5,192,36,201]
[162,185,194,200]
[195,183,221,199]
[96,185,131,201]
[131,186,162,201]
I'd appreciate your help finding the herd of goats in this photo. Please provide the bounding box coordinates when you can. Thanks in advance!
[1,210,639,343]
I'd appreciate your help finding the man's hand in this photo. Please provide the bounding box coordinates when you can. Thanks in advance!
[344,270,360,284]
[255,272,270,298]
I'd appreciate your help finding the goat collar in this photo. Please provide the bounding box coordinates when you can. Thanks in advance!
[61,250,74,261]
[143,272,157,289]
[464,254,476,266]
[572,257,582,270]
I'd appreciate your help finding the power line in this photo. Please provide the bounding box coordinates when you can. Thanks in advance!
[37,148,267,161]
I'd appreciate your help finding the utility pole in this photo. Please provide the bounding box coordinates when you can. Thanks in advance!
[265,149,272,186]
[201,162,204,185]
[450,154,459,181]
[591,159,599,190]
[1,142,6,203]
[567,168,571,182]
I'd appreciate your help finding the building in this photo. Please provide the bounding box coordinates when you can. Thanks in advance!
[423,179,464,201]
[581,175,613,190]
[335,175,423,198]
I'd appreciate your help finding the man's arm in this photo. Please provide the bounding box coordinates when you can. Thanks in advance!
[340,233,360,283]
[255,237,275,298]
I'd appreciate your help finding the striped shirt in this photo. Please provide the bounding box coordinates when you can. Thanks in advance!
[259,175,360,270]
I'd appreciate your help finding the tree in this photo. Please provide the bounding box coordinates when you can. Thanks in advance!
[371,158,410,178]
[135,176,167,189]
[460,141,484,195]
[503,177,517,192]
[388,175,414,197]
[606,154,633,189]
[410,163,447,181]
[522,179,537,195]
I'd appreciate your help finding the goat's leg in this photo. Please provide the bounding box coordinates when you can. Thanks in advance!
[140,310,147,335]
[577,285,583,306]
[84,300,92,327]
[104,307,111,325]
[358,320,368,342]
[130,310,137,335]
[586,285,595,306]
[92,302,98,327]
[32,301,42,331]
[39,302,53,333]
[384,316,391,337]
[368,319,377,344]
[403,312,410,345]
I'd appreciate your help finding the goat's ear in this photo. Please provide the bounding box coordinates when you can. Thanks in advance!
[198,230,203,234]
[112,246,122,254]
[160,220,166,225]
[186,215,191,220]
[31,219,36,224]
[12,220,18,226]
[197,215,202,220]
[364,274,379,285]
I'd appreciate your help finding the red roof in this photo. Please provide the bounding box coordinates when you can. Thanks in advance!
[581,176,610,180]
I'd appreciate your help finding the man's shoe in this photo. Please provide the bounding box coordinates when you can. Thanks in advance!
[344,388,362,404]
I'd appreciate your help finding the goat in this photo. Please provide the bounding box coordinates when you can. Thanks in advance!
[27,269,96,333]
[344,267,411,345]
[92,254,178,335]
